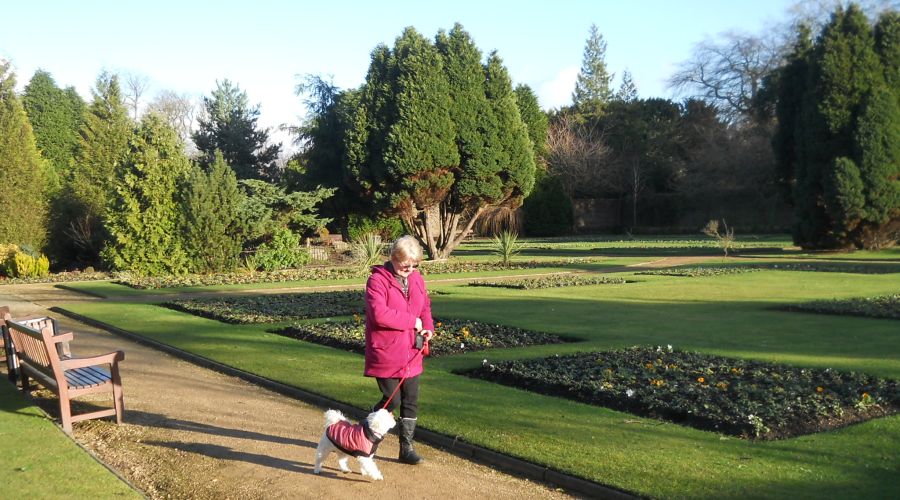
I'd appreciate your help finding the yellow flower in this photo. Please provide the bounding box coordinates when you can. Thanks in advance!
[436,321,442,327]
[697,377,705,384]
[816,386,824,393]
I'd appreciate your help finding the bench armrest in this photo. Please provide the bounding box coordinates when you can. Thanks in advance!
[60,351,125,370]
[51,331,74,344]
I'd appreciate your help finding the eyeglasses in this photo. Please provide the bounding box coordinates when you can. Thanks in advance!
[396,261,419,270]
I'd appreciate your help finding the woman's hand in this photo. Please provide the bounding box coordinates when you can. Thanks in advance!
[420,330,434,341]
[415,317,423,332]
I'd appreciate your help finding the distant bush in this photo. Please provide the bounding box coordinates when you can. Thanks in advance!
[347,214,404,243]
[247,228,310,271]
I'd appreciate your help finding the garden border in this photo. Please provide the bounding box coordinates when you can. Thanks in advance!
[51,306,636,499]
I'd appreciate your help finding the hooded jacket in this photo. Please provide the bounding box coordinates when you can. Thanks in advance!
[363,263,433,378]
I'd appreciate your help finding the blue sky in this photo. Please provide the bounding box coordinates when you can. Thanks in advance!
[2,0,798,147]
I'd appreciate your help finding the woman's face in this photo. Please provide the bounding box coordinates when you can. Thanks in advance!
[391,256,419,278]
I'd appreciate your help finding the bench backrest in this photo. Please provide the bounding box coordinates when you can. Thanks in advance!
[6,319,61,384]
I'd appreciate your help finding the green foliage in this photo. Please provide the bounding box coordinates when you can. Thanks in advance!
[246,226,309,272]
[350,232,385,269]
[2,244,50,278]
[490,230,522,265]
[522,172,573,236]
[0,62,49,250]
[102,113,191,276]
[344,24,535,259]
[237,179,334,246]
[774,5,900,250]
[514,84,549,160]
[193,79,281,180]
[572,24,614,115]
[22,69,84,194]
[64,71,133,264]
[346,213,404,242]
[179,151,245,273]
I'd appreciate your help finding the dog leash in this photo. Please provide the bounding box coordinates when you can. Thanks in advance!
[381,341,428,410]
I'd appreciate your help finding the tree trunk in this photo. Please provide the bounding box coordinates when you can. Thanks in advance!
[405,203,486,260]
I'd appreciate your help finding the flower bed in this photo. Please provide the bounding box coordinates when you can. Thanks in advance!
[636,267,759,277]
[463,346,899,440]
[274,318,570,357]
[0,271,112,285]
[469,274,626,289]
[780,294,900,320]
[164,291,364,324]
[118,260,561,289]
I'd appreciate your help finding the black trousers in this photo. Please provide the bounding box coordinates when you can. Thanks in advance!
[375,376,419,419]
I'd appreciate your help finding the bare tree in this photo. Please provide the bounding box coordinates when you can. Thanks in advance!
[545,114,612,198]
[147,90,197,154]
[667,32,783,123]
[123,72,150,121]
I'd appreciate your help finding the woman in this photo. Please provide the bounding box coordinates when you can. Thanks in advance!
[364,235,434,465]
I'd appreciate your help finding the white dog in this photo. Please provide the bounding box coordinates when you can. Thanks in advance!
[313,408,396,480]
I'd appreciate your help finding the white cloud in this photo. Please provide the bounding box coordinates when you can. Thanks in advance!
[536,65,579,111]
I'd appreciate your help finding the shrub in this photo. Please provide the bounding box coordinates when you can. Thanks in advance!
[347,214,404,243]
[490,230,522,265]
[250,227,310,271]
[3,248,50,278]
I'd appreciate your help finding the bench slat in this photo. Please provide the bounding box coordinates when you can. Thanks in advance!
[65,366,112,388]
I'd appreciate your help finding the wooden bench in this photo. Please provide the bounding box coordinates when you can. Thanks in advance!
[4,317,125,433]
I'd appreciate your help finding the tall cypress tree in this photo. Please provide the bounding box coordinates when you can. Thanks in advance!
[23,70,84,194]
[64,71,133,263]
[514,83,549,161]
[103,113,191,275]
[775,4,900,249]
[0,62,48,249]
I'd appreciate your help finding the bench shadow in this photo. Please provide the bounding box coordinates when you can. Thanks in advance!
[126,409,317,448]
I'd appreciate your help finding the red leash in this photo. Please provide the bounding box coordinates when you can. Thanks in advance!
[381,341,429,410]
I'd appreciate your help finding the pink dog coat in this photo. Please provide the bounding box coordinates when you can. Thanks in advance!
[326,420,384,457]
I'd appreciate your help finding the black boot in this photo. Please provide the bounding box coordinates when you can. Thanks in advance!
[398,418,424,464]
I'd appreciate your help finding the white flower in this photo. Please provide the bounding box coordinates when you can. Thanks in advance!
[460,343,465,349]
[482,359,488,365]
[626,389,635,398]
[667,344,673,352]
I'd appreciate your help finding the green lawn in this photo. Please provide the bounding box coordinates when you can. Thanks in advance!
[57,251,900,498]
[0,379,139,498]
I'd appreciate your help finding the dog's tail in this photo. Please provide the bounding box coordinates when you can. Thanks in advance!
[323,409,346,428]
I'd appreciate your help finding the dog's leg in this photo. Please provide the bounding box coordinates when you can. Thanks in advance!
[336,453,352,474]
[358,456,383,481]
[314,435,331,474]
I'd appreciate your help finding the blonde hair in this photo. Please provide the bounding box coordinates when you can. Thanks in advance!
[390,235,423,263]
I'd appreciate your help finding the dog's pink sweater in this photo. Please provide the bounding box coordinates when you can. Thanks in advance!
[326,420,381,457]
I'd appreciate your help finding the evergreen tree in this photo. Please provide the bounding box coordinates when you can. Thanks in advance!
[523,169,573,236]
[193,79,281,181]
[572,24,614,114]
[344,26,535,259]
[65,71,133,263]
[102,114,191,275]
[484,52,536,204]
[180,151,245,273]
[514,84,549,161]
[0,62,48,249]
[615,69,639,102]
[775,4,899,249]
[22,70,84,194]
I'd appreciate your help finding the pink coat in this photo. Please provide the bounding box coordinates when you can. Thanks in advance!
[364,264,434,378]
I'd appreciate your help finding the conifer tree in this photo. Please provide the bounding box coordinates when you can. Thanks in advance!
[572,24,614,115]
[0,62,48,249]
[180,151,245,272]
[194,79,281,181]
[615,70,639,103]
[774,4,899,249]
[64,72,132,263]
[102,114,191,275]
[514,84,549,161]
[23,70,84,194]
